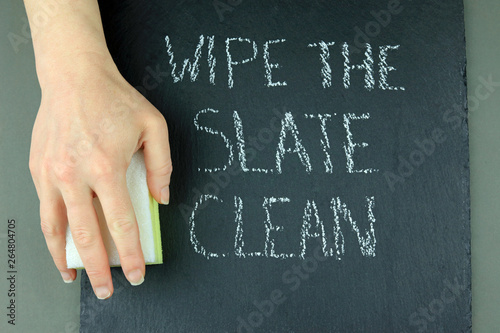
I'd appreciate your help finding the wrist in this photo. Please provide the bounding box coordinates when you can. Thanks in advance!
[36,50,119,93]
[26,2,115,90]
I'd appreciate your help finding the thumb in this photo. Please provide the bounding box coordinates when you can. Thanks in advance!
[141,111,172,205]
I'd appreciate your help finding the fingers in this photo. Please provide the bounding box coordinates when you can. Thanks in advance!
[39,186,77,283]
[94,174,145,286]
[62,184,113,300]
[141,112,173,205]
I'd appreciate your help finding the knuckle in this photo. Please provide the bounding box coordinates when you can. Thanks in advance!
[71,227,96,247]
[109,217,136,236]
[90,158,115,180]
[30,156,51,179]
[40,220,65,237]
[84,268,108,281]
[119,251,143,264]
[53,161,77,184]
[80,256,110,281]
[29,157,38,175]
[149,111,168,131]
[154,162,173,178]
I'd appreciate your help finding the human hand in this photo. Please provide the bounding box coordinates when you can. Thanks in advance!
[29,53,172,299]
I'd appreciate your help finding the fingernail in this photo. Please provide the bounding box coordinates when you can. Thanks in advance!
[61,272,74,283]
[161,186,169,205]
[128,269,144,286]
[95,287,111,300]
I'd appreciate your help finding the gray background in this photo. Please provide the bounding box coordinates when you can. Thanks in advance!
[0,0,498,332]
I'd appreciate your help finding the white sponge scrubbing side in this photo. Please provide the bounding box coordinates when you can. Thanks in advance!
[65,150,163,269]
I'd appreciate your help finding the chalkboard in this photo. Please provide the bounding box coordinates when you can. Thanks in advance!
[80,1,471,332]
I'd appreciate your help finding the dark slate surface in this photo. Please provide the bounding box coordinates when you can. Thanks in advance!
[80,1,471,332]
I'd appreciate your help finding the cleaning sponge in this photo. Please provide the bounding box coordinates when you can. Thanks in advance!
[65,150,162,269]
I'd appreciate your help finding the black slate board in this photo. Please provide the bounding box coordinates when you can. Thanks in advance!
[80,1,471,332]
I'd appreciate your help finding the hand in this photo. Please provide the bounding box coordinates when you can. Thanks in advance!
[29,54,172,299]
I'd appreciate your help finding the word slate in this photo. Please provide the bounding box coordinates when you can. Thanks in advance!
[80,1,471,332]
